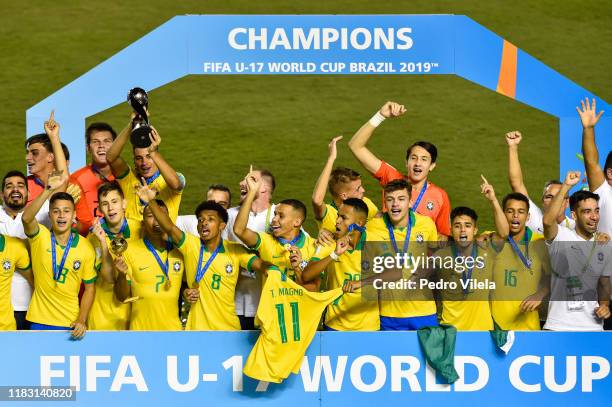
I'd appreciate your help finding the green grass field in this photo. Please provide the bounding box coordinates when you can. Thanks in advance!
[1,1,610,232]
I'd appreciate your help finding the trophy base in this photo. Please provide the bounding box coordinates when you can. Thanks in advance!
[130,124,152,148]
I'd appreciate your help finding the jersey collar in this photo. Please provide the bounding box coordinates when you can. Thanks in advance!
[383,211,415,231]
[202,238,226,253]
[101,218,131,238]
[56,230,79,248]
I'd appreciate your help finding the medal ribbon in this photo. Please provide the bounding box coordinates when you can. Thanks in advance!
[144,238,171,281]
[507,229,532,270]
[452,243,478,295]
[91,164,112,183]
[387,211,413,254]
[196,240,223,283]
[51,232,75,282]
[411,181,428,211]
[100,217,127,238]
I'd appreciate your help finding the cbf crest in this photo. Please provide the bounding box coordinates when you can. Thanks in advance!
[173,261,182,272]
[426,201,434,211]
[225,263,234,275]
[2,260,11,272]
[73,260,81,271]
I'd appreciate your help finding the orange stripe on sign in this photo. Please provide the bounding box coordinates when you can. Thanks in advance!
[496,40,518,99]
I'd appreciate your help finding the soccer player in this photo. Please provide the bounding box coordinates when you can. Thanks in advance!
[86,182,141,330]
[312,136,378,234]
[106,115,184,221]
[543,170,611,330]
[113,199,184,330]
[302,198,379,331]
[506,130,575,234]
[366,179,439,330]
[434,176,506,330]
[137,183,271,331]
[0,170,51,329]
[176,184,232,237]
[233,173,333,292]
[490,192,551,331]
[577,98,612,236]
[0,233,32,330]
[22,171,96,338]
[69,123,117,234]
[348,101,451,236]
[25,111,69,204]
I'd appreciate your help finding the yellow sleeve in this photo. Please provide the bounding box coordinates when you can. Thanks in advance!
[174,230,198,255]
[232,244,258,272]
[86,233,103,270]
[116,168,137,194]
[28,223,50,243]
[311,243,334,261]
[363,196,379,219]
[13,238,31,270]
[80,241,98,284]
[318,204,337,232]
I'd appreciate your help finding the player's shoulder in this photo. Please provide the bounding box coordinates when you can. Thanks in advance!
[1,234,26,250]
[414,211,436,229]
[69,165,93,181]
[426,181,450,200]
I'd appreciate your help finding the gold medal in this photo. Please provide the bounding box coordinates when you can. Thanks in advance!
[284,243,291,251]
[165,279,171,290]
[193,281,199,289]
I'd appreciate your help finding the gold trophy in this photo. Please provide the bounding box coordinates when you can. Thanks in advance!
[110,236,140,303]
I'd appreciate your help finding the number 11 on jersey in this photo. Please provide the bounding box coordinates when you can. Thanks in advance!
[275,302,300,343]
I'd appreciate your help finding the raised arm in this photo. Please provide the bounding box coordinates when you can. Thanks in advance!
[71,281,95,339]
[302,235,350,282]
[233,171,262,248]
[44,111,69,178]
[146,127,183,191]
[106,117,132,177]
[22,171,67,236]
[543,171,579,241]
[577,98,606,191]
[348,101,406,174]
[506,131,529,197]
[136,181,183,243]
[90,219,115,284]
[481,175,509,241]
[312,136,342,220]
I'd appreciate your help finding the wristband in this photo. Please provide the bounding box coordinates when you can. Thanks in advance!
[330,252,340,261]
[368,111,386,127]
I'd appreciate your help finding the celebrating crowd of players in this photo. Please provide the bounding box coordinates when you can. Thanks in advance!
[1,98,611,339]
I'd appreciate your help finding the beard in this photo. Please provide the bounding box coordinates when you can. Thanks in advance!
[4,198,26,212]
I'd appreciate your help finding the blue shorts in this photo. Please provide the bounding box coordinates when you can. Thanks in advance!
[380,314,439,331]
[30,322,71,331]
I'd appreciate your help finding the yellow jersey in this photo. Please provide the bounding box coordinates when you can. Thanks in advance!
[123,237,184,330]
[243,267,343,383]
[315,232,379,331]
[435,244,494,331]
[253,231,333,282]
[174,232,257,331]
[317,196,379,232]
[26,225,97,327]
[366,212,438,318]
[86,218,141,330]
[491,228,551,331]
[0,234,30,330]
[116,169,183,222]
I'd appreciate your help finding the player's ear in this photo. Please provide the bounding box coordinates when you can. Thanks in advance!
[473,226,479,237]
[219,221,227,232]
[429,162,437,172]
[570,210,577,221]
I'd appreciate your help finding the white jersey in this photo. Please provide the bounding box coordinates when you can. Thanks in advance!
[544,225,612,331]
[0,202,50,311]
[226,204,275,317]
[594,182,612,237]
[527,198,574,235]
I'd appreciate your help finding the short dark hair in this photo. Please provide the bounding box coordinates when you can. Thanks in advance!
[207,184,231,202]
[2,170,28,190]
[502,192,530,211]
[49,192,74,208]
[25,134,52,153]
[342,198,369,219]
[279,199,307,222]
[97,181,124,201]
[451,206,478,223]
[329,167,361,197]
[569,190,599,212]
[383,179,411,195]
[253,168,276,194]
[605,151,612,172]
[61,142,70,161]
[406,141,438,163]
[86,122,117,144]
[194,200,229,223]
